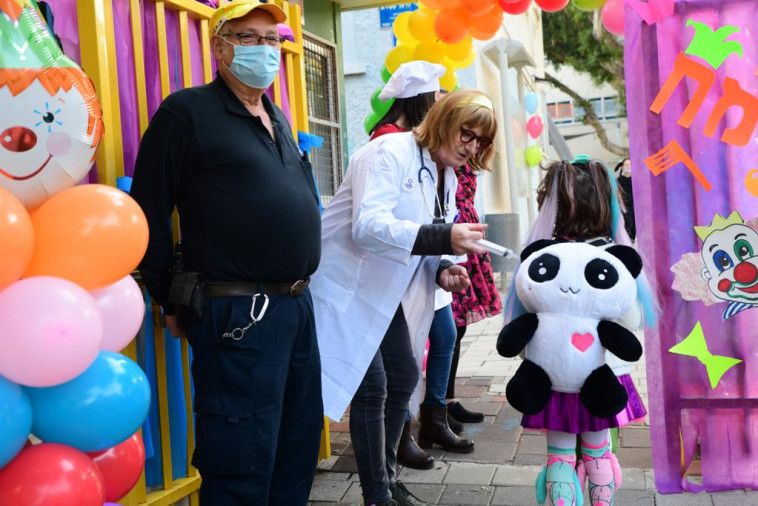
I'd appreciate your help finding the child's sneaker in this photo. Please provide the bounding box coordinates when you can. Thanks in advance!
[536,451,583,506]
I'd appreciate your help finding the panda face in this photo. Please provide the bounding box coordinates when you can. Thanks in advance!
[516,242,638,319]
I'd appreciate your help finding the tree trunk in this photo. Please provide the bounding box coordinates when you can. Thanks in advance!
[544,72,630,158]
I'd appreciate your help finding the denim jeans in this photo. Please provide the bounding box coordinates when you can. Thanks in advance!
[350,306,419,503]
[423,304,457,407]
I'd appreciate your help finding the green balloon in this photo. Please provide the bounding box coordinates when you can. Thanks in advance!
[525,145,544,167]
[364,111,383,135]
[370,86,394,117]
[571,0,608,11]
[381,65,392,84]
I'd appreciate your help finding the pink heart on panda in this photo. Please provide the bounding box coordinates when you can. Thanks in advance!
[571,332,594,352]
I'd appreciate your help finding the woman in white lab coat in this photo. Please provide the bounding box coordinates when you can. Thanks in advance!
[310,88,498,506]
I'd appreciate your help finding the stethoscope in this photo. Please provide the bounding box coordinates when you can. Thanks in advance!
[417,147,449,224]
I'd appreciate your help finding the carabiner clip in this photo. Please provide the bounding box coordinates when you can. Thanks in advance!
[250,293,270,324]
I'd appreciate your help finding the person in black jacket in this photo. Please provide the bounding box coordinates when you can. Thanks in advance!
[615,158,636,241]
[130,2,322,504]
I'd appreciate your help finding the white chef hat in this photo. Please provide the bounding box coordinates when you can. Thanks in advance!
[378,61,446,101]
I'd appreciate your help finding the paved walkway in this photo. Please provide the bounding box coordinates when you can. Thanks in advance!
[309,316,758,505]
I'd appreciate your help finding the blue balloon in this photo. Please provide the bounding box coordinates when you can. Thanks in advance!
[26,351,150,453]
[525,92,539,115]
[0,376,32,469]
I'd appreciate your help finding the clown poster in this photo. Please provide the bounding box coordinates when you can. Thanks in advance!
[626,0,758,493]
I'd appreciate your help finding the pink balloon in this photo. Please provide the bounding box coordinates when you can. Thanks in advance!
[0,277,103,387]
[90,276,145,352]
[526,116,544,139]
[601,0,624,35]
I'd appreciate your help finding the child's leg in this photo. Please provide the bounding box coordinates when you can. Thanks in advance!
[578,429,621,506]
[536,431,582,506]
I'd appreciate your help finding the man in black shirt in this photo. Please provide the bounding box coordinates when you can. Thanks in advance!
[130,1,322,503]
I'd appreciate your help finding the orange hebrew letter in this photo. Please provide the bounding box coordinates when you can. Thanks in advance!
[645,139,712,191]
[703,77,758,147]
[650,52,716,129]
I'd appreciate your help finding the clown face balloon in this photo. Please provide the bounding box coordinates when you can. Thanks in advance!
[0,0,103,209]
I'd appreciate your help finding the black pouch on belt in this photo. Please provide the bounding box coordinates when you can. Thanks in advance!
[167,242,205,323]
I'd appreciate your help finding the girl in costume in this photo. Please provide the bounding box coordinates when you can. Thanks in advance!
[503,156,656,506]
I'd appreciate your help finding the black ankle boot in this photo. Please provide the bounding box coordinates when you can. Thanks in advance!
[448,401,484,423]
[418,404,474,453]
[447,412,463,434]
[397,421,434,470]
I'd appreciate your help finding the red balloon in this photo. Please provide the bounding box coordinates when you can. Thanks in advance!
[0,443,105,506]
[498,0,532,15]
[87,433,145,502]
[535,0,569,11]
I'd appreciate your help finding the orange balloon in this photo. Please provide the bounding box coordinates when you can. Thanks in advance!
[420,0,444,8]
[24,184,149,290]
[460,0,496,16]
[434,8,471,44]
[470,6,503,35]
[0,188,34,290]
[437,0,462,7]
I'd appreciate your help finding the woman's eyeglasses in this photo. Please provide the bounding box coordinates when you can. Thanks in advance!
[460,128,492,150]
[221,32,286,47]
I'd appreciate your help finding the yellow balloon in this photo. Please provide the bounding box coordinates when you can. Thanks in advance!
[441,35,473,62]
[445,50,475,69]
[393,11,419,47]
[412,41,445,65]
[408,8,436,43]
[440,65,458,91]
[385,44,412,73]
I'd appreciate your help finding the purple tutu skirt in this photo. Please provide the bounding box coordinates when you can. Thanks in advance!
[521,374,647,433]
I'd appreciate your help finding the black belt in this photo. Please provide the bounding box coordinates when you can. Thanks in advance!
[205,279,309,298]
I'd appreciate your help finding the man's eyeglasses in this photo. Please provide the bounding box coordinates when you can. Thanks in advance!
[460,128,492,150]
[220,32,286,47]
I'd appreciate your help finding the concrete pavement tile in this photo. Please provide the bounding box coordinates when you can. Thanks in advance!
[451,400,501,416]
[516,435,547,455]
[469,424,522,443]
[454,385,488,398]
[655,492,714,505]
[621,467,647,490]
[397,462,450,484]
[308,473,352,502]
[745,490,758,503]
[402,483,445,504]
[340,482,363,504]
[330,456,358,473]
[439,484,494,505]
[621,427,651,448]
[644,470,656,490]
[492,376,507,384]
[488,384,507,394]
[443,462,496,485]
[492,464,542,486]
[711,490,748,506]
[491,486,538,506]
[513,453,547,466]
[317,472,353,481]
[317,455,339,471]
[331,432,351,444]
[307,502,343,505]
[615,489,655,505]
[444,442,517,464]
[617,447,653,468]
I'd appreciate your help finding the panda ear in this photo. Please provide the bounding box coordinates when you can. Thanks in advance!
[520,239,559,262]
[605,245,643,278]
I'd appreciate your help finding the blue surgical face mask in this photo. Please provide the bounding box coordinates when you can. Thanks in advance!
[223,41,281,89]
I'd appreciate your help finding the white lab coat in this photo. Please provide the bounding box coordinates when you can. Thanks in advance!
[311,132,458,421]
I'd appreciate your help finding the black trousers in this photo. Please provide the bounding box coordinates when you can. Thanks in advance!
[185,288,323,505]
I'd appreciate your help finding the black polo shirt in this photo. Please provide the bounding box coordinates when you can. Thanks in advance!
[131,75,321,309]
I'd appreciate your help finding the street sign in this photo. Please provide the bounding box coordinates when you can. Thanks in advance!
[379,3,417,29]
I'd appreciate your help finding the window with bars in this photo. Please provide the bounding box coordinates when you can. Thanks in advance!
[303,33,343,207]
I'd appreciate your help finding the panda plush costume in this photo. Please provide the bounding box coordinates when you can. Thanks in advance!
[497,239,644,419]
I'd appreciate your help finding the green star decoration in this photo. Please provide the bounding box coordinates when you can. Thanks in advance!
[669,321,742,389]
[685,20,744,70]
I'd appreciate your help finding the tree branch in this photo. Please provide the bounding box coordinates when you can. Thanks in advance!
[544,72,629,158]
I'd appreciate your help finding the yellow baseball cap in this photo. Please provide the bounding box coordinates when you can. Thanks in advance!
[210,0,287,35]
